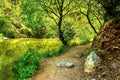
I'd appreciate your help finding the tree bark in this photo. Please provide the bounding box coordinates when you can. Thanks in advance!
[58,16,67,45]
[58,2,68,45]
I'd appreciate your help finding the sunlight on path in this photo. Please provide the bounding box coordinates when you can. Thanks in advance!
[32,44,91,80]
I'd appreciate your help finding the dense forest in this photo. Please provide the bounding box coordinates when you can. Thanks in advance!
[0,0,105,42]
[0,0,120,80]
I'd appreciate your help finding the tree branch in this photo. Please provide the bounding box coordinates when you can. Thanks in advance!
[41,0,60,18]
[63,0,73,10]
[87,0,97,34]
[91,12,103,26]
[48,15,58,24]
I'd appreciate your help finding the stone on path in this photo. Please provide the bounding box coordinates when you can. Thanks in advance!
[56,61,74,68]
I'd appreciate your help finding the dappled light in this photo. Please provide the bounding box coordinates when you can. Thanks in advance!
[0,0,120,80]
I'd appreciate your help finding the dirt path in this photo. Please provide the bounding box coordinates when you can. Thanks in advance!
[32,43,120,80]
[32,44,91,80]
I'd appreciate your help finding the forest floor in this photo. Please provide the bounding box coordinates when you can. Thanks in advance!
[32,43,120,80]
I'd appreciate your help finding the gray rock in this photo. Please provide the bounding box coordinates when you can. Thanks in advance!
[84,51,100,72]
[56,61,74,68]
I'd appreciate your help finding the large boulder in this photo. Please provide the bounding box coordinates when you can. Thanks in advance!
[84,51,100,73]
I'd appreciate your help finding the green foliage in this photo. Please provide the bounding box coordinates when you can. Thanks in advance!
[68,39,81,46]
[0,64,14,80]
[20,29,32,38]
[58,45,69,54]
[63,22,75,42]
[95,0,120,20]
[0,33,4,39]
[31,24,46,38]
[40,45,69,57]
[0,17,14,38]
[86,48,93,55]
[93,43,100,51]
[20,0,46,38]
[0,39,62,80]
[12,41,68,80]
[80,39,91,45]
[13,50,41,79]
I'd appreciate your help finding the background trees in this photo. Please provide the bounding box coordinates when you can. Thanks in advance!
[95,0,120,21]
[20,0,46,38]
[40,0,77,45]
[0,0,106,45]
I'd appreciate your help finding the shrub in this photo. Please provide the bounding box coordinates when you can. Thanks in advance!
[0,33,4,39]
[80,39,91,45]
[13,50,41,79]
[20,29,32,38]
[68,39,81,46]
[31,25,46,38]
[86,48,93,55]
[12,44,69,80]
[0,17,14,38]
[58,45,69,54]
[63,22,75,42]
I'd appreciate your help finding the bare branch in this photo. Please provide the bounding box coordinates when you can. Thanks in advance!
[63,0,73,10]
[80,11,87,16]
[40,0,59,18]
[48,15,58,24]
[62,7,70,17]
[87,0,97,34]
[91,12,103,26]
[61,0,64,8]
[56,0,60,7]
[48,7,60,18]
[55,1,60,13]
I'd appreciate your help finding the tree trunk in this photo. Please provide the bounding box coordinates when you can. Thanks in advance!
[57,1,68,45]
[58,17,67,45]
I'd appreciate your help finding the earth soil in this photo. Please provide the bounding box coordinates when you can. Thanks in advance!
[32,43,120,80]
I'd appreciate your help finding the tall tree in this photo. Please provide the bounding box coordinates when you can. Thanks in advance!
[40,0,76,45]
[95,0,120,21]
[20,0,46,38]
[79,0,104,34]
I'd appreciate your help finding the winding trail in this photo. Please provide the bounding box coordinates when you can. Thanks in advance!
[32,44,91,80]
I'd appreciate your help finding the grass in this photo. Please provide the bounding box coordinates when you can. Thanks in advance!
[68,39,81,46]
[0,38,62,80]
[0,38,90,80]
[12,45,69,80]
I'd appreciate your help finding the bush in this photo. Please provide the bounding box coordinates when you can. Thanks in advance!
[80,39,91,45]
[20,29,32,38]
[31,25,46,38]
[0,33,4,39]
[86,48,93,55]
[12,44,69,80]
[63,22,75,42]
[68,39,81,46]
[13,50,41,79]
[58,45,69,54]
[0,17,14,38]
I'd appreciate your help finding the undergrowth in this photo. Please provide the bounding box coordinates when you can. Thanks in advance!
[12,45,68,80]
[13,50,41,80]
